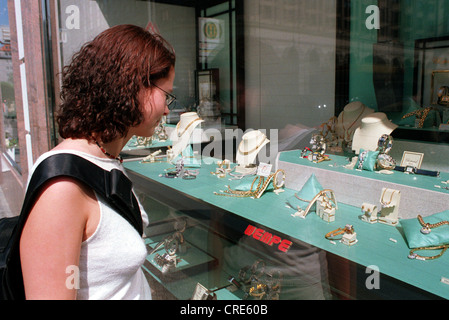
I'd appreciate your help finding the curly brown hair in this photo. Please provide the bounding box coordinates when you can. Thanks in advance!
[57,24,176,143]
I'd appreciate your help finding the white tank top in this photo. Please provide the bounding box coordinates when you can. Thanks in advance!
[29,150,151,300]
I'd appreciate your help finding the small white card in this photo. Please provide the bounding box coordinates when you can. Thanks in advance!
[257,163,272,177]
[400,151,424,169]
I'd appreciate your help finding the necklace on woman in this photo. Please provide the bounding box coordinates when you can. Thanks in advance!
[95,140,123,163]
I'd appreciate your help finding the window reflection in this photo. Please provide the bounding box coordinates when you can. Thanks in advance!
[0,2,19,170]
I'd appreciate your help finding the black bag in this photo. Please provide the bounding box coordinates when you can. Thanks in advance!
[0,153,143,300]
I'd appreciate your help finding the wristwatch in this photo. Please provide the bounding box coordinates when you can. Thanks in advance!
[394,165,439,177]
[377,134,393,154]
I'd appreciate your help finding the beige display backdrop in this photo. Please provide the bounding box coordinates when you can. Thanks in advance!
[335,101,374,143]
[169,112,204,161]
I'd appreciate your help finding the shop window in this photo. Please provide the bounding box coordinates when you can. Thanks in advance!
[0,3,19,172]
[52,0,449,170]
[56,0,244,130]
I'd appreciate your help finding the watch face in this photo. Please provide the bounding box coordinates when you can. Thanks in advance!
[377,153,396,169]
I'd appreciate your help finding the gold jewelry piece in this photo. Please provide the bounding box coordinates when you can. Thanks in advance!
[417,215,449,235]
[176,118,201,137]
[402,107,436,128]
[249,283,267,299]
[238,134,268,155]
[294,189,337,218]
[342,105,366,141]
[214,169,285,199]
[380,189,397,207]
[325,224,354,240]
[408,245,449,261]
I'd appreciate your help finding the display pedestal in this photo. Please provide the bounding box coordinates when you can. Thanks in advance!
[276,150,449,219]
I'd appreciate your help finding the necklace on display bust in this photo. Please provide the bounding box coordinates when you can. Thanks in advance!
[342,105,366,141]
[176,117,201,137]
[238,134,268,155]
[94,140,123,163]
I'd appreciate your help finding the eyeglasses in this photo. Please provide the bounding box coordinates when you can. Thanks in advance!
[151,83,177,109]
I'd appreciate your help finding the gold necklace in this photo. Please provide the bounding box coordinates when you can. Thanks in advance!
[402,107,434,128]
[418,215,449,234]
[408,245,449,261]
[341,106,365,141]
[176,118,201,137]
[380,189,396,207]
[238,135,267,155]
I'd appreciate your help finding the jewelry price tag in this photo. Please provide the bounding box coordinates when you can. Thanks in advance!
[257,163,272,177]
[441,277,449,286]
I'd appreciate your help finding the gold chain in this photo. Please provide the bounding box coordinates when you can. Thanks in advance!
[176,118,201,137]
[341,105,365,141]
[214,169,285,198]
[380,189,396,206]
[325,225,354,240]
[401,107,435,128]
[417,215,449,234]
[238,134,268,155]
[408,245,449,261]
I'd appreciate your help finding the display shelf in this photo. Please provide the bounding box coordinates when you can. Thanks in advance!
[276,150,449,219]
[121,136,172,159]
[124,157,448,299]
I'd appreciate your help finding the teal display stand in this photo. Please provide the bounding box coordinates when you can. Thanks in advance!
[125,157,449,299]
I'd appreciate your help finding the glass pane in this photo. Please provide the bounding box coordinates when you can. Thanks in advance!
[53,0,449,300]
[0,0,19,170]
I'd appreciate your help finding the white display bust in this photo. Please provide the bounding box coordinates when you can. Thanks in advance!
[335,101,374,142]
[235,130,269,173]
[169,112,204,160]
[352,112,397,154]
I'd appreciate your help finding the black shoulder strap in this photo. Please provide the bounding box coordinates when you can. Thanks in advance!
[19,153,143,235]
[2,153,143,300]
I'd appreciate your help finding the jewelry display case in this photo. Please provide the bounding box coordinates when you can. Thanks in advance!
[123,153,448,300]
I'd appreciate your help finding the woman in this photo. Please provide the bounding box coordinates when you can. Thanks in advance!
[19,25,176,299]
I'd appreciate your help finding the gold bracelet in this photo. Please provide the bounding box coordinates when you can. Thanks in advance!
[325,228,345,240]
[325,224,354,240]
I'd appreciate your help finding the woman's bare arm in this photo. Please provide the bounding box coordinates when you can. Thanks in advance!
[20,177,99,300]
